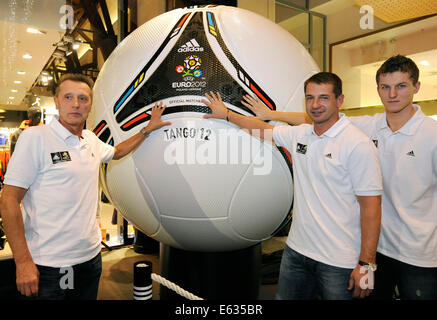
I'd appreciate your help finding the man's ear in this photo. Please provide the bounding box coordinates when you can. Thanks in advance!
[337,94,345,108]
[414,81,421,94]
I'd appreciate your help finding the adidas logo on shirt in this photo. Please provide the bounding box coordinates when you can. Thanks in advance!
[178,39,204,52]
[325,153,332,159]
[406,150,415,157]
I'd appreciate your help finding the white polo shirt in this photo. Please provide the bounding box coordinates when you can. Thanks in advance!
[4,116,114,267]
[273,115,382,269]
[350,105,437,267]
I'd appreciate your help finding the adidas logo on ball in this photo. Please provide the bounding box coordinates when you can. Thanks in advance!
[178,39,204,52]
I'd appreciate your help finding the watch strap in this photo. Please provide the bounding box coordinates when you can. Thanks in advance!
[140,128,150,137]
[358,260,377,271]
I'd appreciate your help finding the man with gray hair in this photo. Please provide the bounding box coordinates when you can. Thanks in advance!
[0,73,171,300]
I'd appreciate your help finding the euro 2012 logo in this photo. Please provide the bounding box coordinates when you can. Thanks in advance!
[175,55,203,79]
[185,55,201,70]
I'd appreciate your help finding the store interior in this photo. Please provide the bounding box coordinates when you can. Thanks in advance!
[0,0,436,300]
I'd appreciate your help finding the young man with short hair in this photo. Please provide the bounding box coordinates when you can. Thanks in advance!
[349,55,437,300]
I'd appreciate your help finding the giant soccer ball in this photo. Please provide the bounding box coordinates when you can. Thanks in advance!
[90,5,318,252]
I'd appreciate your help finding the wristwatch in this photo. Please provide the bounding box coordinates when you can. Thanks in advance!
[359,260,377,271]
[140,127,150,137]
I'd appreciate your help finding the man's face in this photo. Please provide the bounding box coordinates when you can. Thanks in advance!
[54,80,92,130]
[305,82,343,126]
[377,71,420,114]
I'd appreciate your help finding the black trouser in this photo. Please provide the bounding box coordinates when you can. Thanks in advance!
[21,252,102,300]
[372,252,437,300]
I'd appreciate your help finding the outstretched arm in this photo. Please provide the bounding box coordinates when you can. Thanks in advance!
[202,91,274,140]
[241,94,311,125]
[113,102,171,160]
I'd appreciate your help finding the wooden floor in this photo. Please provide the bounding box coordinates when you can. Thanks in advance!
[97,236,286,300]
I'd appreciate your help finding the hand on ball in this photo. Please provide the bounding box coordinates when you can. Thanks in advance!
[145,102,171,133]
[202,91,228,120]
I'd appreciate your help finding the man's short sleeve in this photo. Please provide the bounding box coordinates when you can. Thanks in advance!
[349,115,377,137]
[347,139,382,196]
[273,125,298,151]
[4,129,40,189]
[96,138,115,163]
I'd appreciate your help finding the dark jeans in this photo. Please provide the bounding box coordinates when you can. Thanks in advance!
[22,252,102,300]
[372,252,437,300]
[276,245,354,300]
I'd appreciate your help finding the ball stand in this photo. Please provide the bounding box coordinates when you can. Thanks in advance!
[159,243,262,300]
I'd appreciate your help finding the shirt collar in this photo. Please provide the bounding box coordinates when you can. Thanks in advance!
[376,104,425,135]
[397,104,426,136]
[50,115,81,141]
[311,113,350,138]
[376,113,389,131]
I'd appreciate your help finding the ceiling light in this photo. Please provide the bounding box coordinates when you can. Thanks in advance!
[17,71,26,75]
[11,89,18,93]
[0,109,6,113]
[420,60,430,66]
[22,53,32,59]
[26,27,46,35]
[9,97,15,99]
[72,42,80,50]
[40,73,53,82]
[14,80,22,84]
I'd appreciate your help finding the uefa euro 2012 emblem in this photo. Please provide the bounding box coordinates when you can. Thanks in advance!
[184,55,202,70]
[176,55,203,79]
